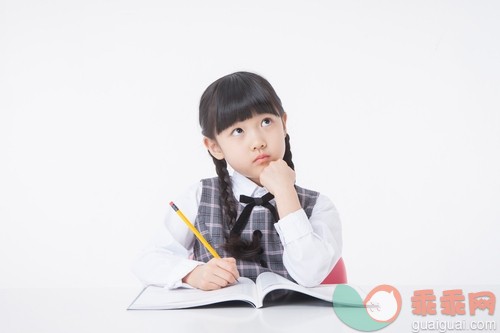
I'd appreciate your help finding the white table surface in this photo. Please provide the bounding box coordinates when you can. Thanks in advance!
[2,286,498,333]
[0,287,354,333]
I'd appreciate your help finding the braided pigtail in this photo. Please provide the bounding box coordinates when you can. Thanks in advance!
[283,134,295,171]
[212,156,238,229]
[224,230,264,262]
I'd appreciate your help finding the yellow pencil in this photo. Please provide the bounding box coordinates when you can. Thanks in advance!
[169,201,221,259]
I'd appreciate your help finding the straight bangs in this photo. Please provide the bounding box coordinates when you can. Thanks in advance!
[213,73,284,135]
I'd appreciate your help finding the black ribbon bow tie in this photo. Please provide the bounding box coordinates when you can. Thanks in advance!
[230,192,280,237]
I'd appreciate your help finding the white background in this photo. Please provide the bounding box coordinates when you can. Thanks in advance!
[1,0,499,289]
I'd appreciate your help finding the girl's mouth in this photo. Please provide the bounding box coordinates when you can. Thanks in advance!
[253,154,270,163]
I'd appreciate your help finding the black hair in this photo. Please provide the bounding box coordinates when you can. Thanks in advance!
[199,71,294,261]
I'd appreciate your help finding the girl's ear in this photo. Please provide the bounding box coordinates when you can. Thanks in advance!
[281,112,288,135]
[203,137,225,160]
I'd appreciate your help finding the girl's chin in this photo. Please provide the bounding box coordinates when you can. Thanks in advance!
[241,174,262,187]
[249,177,263,187]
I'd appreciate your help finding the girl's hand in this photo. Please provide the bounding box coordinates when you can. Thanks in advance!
[182,257,240,291]
[259,160,301,219]
[259,160,296,195]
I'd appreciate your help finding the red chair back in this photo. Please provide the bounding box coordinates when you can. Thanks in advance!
[321,257,347,284]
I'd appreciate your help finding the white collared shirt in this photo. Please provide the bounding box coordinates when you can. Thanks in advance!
[132,171,342,288]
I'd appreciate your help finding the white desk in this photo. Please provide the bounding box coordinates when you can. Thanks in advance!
[0,287,353,333]
[2,287,497,333]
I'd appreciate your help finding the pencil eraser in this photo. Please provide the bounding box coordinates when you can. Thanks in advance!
[169,201,178,211]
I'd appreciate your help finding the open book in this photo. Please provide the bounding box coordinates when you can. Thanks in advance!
[128,271,357,310]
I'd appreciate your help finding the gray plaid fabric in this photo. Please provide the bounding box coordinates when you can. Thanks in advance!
[193,177,319,282]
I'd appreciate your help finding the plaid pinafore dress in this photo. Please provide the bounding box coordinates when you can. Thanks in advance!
[193,177,319,282]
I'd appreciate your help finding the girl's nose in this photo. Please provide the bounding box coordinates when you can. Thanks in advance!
[252,139,266,151]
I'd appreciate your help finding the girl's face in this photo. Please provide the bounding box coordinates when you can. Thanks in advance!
[204,113,287,186]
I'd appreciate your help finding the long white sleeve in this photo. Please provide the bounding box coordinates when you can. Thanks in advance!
[274,194,342,287]
[131,182,202,288]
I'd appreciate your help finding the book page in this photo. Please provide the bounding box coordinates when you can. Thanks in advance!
[128,277,258,310]
[255,272,336,303]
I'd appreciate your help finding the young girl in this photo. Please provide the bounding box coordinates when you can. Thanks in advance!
[132,71,342,290]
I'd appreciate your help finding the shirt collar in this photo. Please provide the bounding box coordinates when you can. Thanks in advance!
[231,171,269,200]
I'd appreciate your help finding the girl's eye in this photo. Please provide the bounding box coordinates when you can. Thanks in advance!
[231,128,244,136]
[262,118,272,127]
